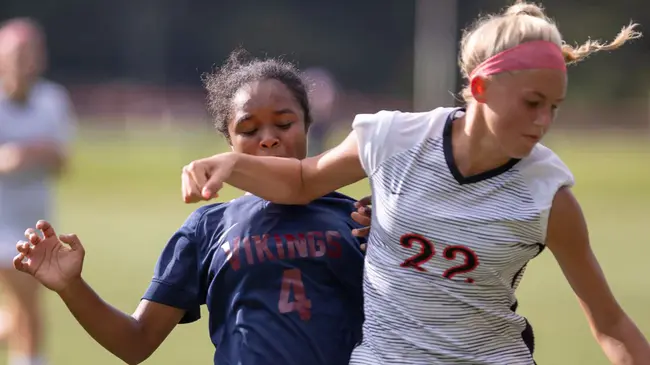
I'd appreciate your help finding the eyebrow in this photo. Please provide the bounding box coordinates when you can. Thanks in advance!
[529,90,564,102]
[236,109,297,124]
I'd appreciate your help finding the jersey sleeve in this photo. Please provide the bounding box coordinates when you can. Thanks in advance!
[352,108,450,176]
[352,110,397,176]
[142,208,207,324]
[518,146,575,243]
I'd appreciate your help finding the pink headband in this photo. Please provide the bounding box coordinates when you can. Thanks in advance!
[469,40,566,80]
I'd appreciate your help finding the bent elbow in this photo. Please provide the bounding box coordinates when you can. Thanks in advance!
[122,349,153,365]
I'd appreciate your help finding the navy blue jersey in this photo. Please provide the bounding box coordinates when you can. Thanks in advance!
[142,192,365,365]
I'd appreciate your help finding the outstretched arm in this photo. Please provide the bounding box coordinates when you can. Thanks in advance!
[14,222,185,365]
[546,188,650,364]
[185,130,366,205]
[59,280,184,365]
[183,109,411,205]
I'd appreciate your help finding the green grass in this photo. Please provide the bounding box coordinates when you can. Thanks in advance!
[1,126,649,364]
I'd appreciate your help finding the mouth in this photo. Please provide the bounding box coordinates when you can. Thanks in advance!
[523,134,541,143]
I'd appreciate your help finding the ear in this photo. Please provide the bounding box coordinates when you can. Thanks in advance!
[470,76,488,103]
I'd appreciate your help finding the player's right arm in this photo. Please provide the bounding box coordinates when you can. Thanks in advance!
[182,110,399,205]
[57,280,184,364]
[14,210,206,364]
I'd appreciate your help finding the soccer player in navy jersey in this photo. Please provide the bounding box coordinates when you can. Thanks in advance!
[12,49,369,365]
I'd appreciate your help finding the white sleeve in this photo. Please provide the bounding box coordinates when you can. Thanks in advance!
[519,146,575,242]
[352,108,450,176]
[351,110,397,176]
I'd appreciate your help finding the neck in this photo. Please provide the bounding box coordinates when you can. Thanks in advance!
[451,104,513,177]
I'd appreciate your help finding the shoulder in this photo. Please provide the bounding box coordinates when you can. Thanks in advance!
[351,107,458,175]
[310,192,366,231]
[517,144,574,192]
[182,201,232,237]
[313,192,357,213]
[514,144,575,241]
[34,79,72,101]
[352,107,454,137]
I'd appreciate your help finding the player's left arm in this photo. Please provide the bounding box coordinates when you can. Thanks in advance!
[0,87,76,175]
[546,187,650,365]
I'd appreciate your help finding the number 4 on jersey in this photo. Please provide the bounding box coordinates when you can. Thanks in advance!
[278,268,312,321]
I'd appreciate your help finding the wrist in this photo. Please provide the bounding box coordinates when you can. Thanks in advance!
[226,151,242,175]
[57,275,86,299]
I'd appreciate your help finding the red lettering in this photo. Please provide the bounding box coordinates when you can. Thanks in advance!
[286,234,309,259]
[308,231,326,258]
[278,268,312,321]
[242,236,254,265]
[274,234,285,259]
[225,237,241,271]
[253,234,274,262]
[326,231,342,258]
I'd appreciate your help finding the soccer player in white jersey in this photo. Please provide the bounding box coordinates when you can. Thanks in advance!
[178,2,650,364]
[0,18,75,365]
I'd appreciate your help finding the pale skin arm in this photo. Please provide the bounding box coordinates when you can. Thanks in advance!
[546,187,650,365]
[183,131,366,205]
[0,140,68,175]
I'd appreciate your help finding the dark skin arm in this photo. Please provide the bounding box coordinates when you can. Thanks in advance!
[59,282,184,365]
[14,221,185,365]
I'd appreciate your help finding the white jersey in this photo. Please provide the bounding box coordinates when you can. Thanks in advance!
[0,79,75,264]
[350,107,574,365]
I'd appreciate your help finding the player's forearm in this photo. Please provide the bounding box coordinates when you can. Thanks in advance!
[57,278,153,364]
[229,152,313,204]
[0,142,67,174]
[594,314,650,365]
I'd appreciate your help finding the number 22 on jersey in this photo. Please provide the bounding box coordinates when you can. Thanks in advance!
[278,268,312,320]
[400,233,480,284]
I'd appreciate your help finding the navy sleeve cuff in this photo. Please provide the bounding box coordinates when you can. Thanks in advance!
[142,279,201,324]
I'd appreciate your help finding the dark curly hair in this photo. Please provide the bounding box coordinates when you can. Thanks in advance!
[203,48,313,142]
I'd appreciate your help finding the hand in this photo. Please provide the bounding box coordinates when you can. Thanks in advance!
[182,153,237,203]
[351,195,372,243]
[0,143,22,174]
[13,220,85,293]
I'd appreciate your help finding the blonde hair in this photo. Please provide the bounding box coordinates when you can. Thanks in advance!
[459,1,642,101]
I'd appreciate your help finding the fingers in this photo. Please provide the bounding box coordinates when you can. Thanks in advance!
[201,173,224,200]
[24,228,42,246]
[182,160,222,203]
[351,211,371,227]
[16,240,32,255]
[352,226,370,238]
[13,253,28,273]
[186,161,208,192]
[354,195,372,209]
[59,234,82,251]
[35,220,56,239]
[182,165,202,203]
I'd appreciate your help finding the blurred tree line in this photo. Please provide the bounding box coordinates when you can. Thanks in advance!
[1,0,648,102]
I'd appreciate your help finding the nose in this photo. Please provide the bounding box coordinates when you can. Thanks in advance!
[534,108,554,128]
[259,130,280,149]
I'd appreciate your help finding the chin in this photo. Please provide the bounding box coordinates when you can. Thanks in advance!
[508,144,537,159]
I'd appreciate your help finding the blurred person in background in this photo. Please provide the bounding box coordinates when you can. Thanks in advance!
[303,67,338,156]
[12,50,370,365]
[0,17,76,365]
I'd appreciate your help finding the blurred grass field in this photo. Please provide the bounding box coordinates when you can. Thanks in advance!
[1,125,649,365]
